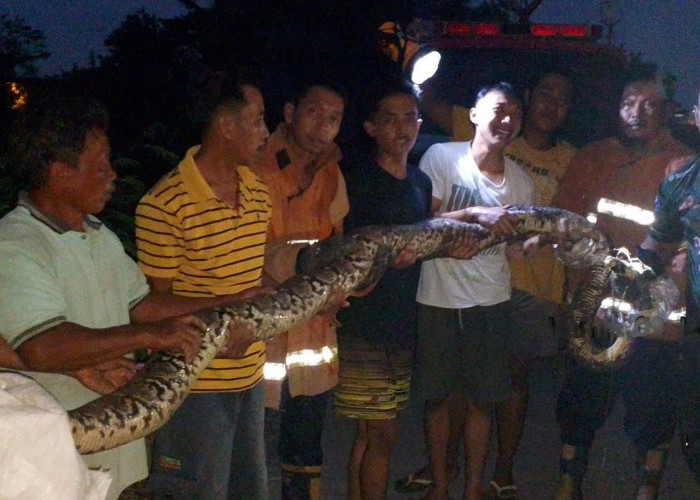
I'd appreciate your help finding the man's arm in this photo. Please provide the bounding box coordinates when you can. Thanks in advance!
[0,335,25,370]
[2,324,146,395]
[140,276,271,358]
[0,241,202,375]
[427,197,481,259]
[420,152,509,232]
[131,277,268,323]
[637,160,693,274]
[552,147,597,216]
[638,234,680,273]
[329,169,349,235]
[437,202,517,237]
[16,315,205,372]
[419,90,475,142]
[134,195,271,321]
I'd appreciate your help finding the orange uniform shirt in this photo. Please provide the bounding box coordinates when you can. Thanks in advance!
[255,124,349,406]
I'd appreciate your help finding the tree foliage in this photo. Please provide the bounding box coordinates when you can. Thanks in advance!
[0,14,49,81]
[486,0,546,23]
[429,0,545,22]
[94,10,206,152]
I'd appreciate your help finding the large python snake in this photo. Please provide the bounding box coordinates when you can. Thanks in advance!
[69,205,620,454]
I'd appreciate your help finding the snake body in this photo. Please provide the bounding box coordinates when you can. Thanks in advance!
[568,249,681,370]
[68,205,611,453]
[566,260,626,367]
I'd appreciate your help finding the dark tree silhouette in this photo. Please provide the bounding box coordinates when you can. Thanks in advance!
[492,0,546,23]
[0,14,49,81]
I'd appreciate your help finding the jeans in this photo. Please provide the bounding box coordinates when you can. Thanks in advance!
[147,383,267,500]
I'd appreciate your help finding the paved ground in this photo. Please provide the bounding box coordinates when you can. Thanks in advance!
[266,354,700,500]
[120,353,699,499]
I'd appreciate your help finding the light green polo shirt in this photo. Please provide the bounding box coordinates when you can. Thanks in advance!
[0,194,149,500]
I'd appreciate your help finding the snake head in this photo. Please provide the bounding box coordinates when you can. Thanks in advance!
[604,248,656,310]
[546,211,610,268]
[595,247,679,340]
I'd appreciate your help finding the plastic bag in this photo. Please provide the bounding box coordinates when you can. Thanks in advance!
[0,371,111,500]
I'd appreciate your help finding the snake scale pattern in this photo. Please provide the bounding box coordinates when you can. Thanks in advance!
[68,205,614,454]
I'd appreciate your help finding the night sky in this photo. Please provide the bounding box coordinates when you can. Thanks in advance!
[2,0,699,107]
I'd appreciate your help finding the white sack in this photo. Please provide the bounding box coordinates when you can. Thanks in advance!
[0,371,111,500]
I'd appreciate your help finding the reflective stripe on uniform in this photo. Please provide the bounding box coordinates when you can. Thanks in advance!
[263,345,338,381]
[596,197,655,225]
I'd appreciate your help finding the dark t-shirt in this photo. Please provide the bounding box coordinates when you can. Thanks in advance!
[338,159,432,347]
[649,155,700,309]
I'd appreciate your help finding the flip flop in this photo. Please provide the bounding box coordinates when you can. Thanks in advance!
[488,480,518,499]
[394,470,433,493]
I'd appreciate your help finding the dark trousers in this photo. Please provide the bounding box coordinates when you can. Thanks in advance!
[277,378,330,500]
[557,338,683,452]
[278,378,330,467]
[681,333,700,482]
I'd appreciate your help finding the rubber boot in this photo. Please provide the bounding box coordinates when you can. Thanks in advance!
[280,463,323,500]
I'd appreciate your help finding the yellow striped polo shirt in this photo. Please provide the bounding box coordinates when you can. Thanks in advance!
[135,146,271,393]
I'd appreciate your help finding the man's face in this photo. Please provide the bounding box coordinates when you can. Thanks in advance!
[693,92,700,133]
[364,93,422,158]
[65,129,116,215]
[618,81,666,142]
[285,86,344,155]
[227,85,269,166]
[470,90,522,149]
[526,74,572,134]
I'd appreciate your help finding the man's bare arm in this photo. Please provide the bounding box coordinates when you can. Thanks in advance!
[2,333,140,395]
[436,202,516,237]
[131,277,269,323]
[16,315,205,372]
[638,235,679,265]
[0,335,25,370]
[139,276,273,359]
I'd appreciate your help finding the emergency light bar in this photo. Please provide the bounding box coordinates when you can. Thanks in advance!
[531,24,591,38]
[443,22,500,37]
[441,22,598,40]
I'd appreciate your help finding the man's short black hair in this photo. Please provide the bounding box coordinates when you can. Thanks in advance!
[364,80,419,121]
[474,81,523,109]
[526,69,573,92]
[289,81,347,108]
[191,70,262,135]
[5,92,109,189]
[621,76,669,101]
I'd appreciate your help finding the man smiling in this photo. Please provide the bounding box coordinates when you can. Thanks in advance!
[413,82,534,500]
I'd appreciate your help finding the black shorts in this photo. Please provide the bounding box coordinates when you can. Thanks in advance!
[413,302,515,403]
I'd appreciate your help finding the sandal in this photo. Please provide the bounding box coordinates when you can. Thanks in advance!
[395,464,462,494]
[394,468,433,493]
[488,480,518,499]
